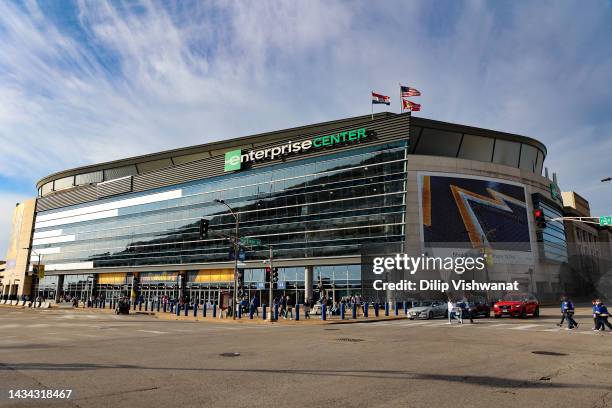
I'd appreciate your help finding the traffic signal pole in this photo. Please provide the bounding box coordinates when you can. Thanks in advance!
[268,246,274,322]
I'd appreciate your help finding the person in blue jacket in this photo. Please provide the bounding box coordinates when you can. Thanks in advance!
[594,299,612,331]
[558,296,578,329]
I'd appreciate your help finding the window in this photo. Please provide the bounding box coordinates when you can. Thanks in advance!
[457,134,494,162]
[137,159,173,174]
[53,176,74,191]
[414,128,462,157]
[492,139,520,167]
[535,150,544,175]
[519,144,538,172]
[41,182,54,196]
[104,165,137,181]
[76,171,103,185]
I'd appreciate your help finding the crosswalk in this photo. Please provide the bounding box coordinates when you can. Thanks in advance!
[357,319,611,335]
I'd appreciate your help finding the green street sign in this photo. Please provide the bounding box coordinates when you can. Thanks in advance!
[241,237,261,246]
[600,216,612,226]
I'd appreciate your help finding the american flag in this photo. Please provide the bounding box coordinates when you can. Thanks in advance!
[371,92,391,105]
[400,85,421,97]
[402,99,421,112]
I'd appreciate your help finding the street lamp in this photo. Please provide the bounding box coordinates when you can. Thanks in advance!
[214,198,239,320]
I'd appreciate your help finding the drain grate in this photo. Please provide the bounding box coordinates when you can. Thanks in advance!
[532,351,567,356]
[220,352,241,357]
[336,338,365,342]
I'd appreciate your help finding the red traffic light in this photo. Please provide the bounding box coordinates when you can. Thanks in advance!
[534,209,543,218]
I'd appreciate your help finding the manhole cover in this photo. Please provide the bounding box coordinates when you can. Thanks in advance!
[531,351,567,356]
[220,352,241,357]
[336,338,364,342]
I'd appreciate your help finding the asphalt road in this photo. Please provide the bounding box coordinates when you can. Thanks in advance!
[0,307,611,408]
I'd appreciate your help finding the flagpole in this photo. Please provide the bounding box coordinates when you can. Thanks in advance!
[371,90,373,120]
[399,83,403,114]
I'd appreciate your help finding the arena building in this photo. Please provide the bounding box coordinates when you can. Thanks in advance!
[1,112,572,304]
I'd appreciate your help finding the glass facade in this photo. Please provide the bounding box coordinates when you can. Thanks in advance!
[33,141,408,273]
[533,197,568,263]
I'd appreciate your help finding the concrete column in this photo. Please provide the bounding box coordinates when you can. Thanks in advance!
[55,274,64,303]
[304,266,313,303]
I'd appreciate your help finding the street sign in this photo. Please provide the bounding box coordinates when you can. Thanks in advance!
[241,237,261,246]
[277,281,286,290]
[33,264,45,279]
[256,282,266,290]
[600,216,612,226]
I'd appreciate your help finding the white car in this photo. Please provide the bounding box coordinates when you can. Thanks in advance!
[407,300,447,320]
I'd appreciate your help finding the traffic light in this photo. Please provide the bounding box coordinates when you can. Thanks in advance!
[199,218,209,239]
[534,209,546,229]
[272,267,279,283]
[265,266,271,283]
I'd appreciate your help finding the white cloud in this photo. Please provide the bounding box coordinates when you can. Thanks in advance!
[0,0,611,256]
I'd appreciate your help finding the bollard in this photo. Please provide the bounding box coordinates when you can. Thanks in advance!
[212,304,217,318]
[321,305,327,321]
[184,304,189,316]
[394,301,398,316]
[352,303,357,319]
[144,300,148,311]
[176,304,181,316]
[404,301,408,316]
[374,303,379,317]
[238,306,242,319]
[139,301,142,311]
[295,304,300,321]
[249,306,254,320]
[262,304,267,320]
[385,302,389,316]
[273,303,279,320]
[193,303,198,317]
[157,300,160,312]
[340,303,345,320]
[364,302,369,318]
[202,304,207,318]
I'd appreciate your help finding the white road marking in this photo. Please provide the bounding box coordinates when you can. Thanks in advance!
[508,324,543,330]
[137,330,169,334]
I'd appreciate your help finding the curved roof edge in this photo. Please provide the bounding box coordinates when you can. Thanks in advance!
[36,112,547,189]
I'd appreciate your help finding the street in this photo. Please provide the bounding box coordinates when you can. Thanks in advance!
[1,307,611,408]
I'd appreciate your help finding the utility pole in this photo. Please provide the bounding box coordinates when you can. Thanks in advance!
[215,199,239,320]
[268,246,274,322]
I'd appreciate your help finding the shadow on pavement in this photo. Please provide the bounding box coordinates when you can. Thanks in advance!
[1,363,611,390]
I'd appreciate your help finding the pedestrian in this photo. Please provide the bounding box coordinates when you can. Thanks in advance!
[594,299,612,331]
[280,295,288,319]
[592,299,600,331]
[447,297,456,324]
[459,298,473,324]
[250,294,259,317]
[558,296,578,329]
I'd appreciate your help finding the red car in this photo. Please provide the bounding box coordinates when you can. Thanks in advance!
[493,293,539,318]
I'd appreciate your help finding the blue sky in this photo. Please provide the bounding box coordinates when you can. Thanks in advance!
[0,0,611,257]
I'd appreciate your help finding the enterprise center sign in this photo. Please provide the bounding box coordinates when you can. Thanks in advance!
[224,127,368,172]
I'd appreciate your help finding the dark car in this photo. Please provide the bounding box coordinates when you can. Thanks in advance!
[466,298,491,318]
[494,293,539,318]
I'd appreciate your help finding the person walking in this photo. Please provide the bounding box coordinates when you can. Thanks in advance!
[592,299,601,331]
[594,299,612,331]
[447,297,455,324]
[558,296,578,329]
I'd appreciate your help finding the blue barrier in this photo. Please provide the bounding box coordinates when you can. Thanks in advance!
[273,304,279,320]
[193,303,198,317]
[385,302,389,316]
[237,306,242,319]
[144,301,148,311]
[157,301,160,312]
[184,304,189,316]
[176,304,181,316]
[340,303,345,320]
[374,303,379,317]
[352,303,357,319]
[322,305,327,321]
[394,301,398,316]
[295,304,300,321]
[213,304,217,318]
[262,304,267,320]
[404,301,408,316]
[364,302,369,318]
[202,304,207,317]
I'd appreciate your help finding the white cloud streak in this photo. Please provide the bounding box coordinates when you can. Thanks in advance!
[0,0,611,257]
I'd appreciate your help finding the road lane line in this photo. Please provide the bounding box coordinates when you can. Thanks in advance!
[508,324,541,330]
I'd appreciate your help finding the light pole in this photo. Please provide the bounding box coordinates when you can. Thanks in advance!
[215,199,239,320]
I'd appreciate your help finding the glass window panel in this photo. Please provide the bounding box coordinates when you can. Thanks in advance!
[53,176,74,191]
[492,139,520,167]
[103,165,137,181]
[535,150,544,175]
[75,171,103,185]
[457,134,494,162]
[41,182,54,195]
[519,144,538,172]
[414,128,462,157]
